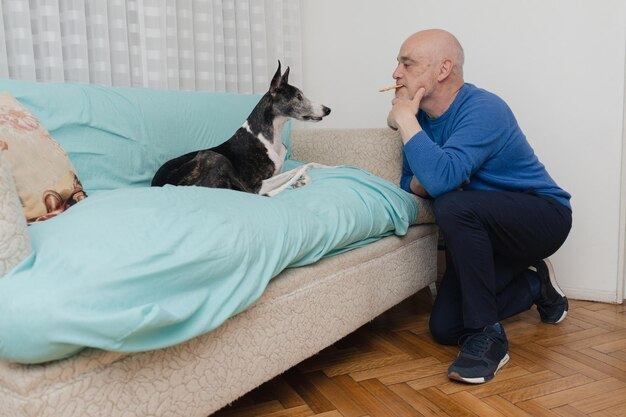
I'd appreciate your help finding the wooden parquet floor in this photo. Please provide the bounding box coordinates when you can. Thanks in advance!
[212,288,626,417]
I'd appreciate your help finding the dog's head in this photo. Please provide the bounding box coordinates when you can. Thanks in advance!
[269,61,331,122]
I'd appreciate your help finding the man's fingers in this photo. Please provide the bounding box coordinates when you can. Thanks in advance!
[387,111,399,131]
[413,87,426,103]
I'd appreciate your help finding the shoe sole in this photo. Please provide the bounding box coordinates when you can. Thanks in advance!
[544,258,566,298]
[551,309,568,324]
[448,353,510,384]
[543,258,568,324]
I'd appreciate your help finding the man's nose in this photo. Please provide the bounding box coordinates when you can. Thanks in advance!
[392,64,402,80]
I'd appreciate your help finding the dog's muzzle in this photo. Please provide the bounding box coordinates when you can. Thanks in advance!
[304,106,331,121]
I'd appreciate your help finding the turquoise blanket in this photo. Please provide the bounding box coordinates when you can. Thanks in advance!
[0,80,417,363]
[0,161,416,363]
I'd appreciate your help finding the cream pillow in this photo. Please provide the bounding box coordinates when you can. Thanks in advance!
[0,93,86,223]
[0,150,31,277]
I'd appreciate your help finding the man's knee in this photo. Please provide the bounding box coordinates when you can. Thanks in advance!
[429,312,462,346]
[434,191,473,232]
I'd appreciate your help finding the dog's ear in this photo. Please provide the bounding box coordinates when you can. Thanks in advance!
[280,66,290,85]
[270,60,282,95]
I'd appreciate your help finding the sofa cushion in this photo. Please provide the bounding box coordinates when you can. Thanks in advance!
[0,80,291,192]
[0,93,87,222]
[0,150,31,277]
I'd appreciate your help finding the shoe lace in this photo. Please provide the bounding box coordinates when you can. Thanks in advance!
[458,332,500,356]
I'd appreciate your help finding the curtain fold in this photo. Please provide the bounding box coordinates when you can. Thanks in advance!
[0,0,302,93]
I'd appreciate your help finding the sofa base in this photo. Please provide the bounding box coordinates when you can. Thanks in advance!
[0,224,437,417]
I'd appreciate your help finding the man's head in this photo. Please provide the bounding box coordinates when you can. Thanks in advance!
[392,29,465,109]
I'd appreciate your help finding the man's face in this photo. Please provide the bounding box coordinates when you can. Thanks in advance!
[392,40,437,101]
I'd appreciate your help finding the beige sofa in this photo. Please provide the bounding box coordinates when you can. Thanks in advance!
[0,128,437,417]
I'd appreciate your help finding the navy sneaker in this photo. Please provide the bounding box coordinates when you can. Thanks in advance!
[448,323,510,384]
[530,259,568,324]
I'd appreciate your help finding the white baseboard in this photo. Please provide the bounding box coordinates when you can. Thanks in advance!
[563,286,622,304]
[430,284,622,304]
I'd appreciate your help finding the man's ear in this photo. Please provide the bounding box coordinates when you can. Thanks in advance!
[270,60,282,95]
[437,58,453,82]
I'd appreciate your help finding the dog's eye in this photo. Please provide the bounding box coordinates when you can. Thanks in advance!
[296,93,303,101]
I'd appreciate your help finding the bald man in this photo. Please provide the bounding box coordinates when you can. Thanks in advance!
[387,29,572,384]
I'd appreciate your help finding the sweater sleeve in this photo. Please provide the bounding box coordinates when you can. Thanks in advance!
[402,97,511,197]
[400,152,414,193]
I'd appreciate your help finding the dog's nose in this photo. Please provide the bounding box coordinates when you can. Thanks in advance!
[322,106,331,116]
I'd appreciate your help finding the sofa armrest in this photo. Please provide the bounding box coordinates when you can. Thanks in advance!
[290,127,435,224]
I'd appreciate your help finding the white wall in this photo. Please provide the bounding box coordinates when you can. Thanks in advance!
[299,0,626,302]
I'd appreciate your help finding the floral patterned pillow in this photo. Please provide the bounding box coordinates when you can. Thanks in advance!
[0,149,31,277]
[0,93,86,223]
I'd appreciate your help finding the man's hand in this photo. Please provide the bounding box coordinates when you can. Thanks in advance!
[387,112,399,131]
[387,87,425,143]
[410,176,431,198]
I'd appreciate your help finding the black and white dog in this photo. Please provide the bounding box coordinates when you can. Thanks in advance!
[151,62,330,194]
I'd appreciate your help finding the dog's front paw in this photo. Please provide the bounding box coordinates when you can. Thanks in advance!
[292,172,312,189]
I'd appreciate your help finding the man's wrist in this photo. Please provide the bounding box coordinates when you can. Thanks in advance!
[399,117,422,144]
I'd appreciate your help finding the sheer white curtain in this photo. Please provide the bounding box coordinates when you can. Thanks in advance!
[0,0,302,93]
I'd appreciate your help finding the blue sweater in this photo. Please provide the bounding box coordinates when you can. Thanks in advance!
[401,83,571,209]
